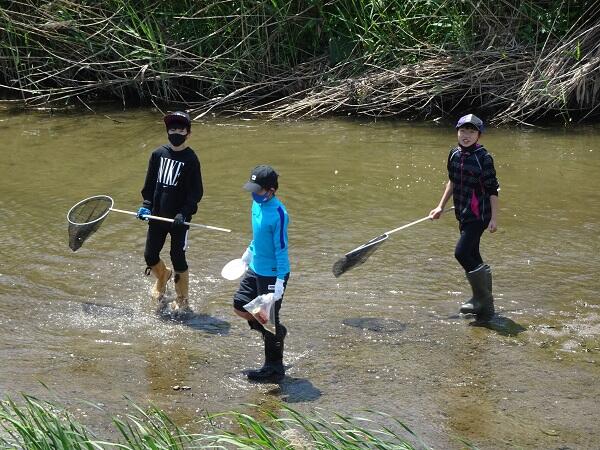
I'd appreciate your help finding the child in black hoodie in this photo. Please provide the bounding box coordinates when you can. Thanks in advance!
[137,111,203,313]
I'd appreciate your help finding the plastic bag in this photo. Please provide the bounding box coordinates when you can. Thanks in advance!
[243,293,276,334]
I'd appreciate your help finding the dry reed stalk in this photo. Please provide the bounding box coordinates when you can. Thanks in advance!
[238,50,534,120]
[495,19,600,125]
[1,1,599,124]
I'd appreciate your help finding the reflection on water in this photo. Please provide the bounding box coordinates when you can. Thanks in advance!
[1,108,599,448]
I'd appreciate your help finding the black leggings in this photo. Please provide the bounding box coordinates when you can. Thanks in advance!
[454,221,486,272]
[144,220,189,272]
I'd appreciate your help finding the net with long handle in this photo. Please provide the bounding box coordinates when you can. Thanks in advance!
[332,234,387,277]
[332,208,454,278]
[67,195,114,251]
[67,194,232,252]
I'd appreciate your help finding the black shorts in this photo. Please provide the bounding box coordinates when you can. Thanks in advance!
[233,269,289,321]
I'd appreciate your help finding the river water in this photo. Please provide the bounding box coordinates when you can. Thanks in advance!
[0,107,599,448]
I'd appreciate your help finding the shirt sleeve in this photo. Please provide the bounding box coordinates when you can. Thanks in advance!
[447,148,456,181]
[272,206,290,279]
[141,153,158,209]
[482,153,499,197]
[180,157,203,218]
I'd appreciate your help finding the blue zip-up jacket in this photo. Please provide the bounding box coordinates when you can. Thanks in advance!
[247,196,290,279]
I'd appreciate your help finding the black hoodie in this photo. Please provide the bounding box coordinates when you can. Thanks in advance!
[141,145,203,219]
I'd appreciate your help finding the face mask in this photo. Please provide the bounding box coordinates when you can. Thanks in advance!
[168,133,187,147]
[252,192,271,203]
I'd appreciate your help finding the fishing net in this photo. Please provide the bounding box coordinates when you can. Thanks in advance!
[332,233,388,277]
[331,210,455,277]
[67,195,114,251]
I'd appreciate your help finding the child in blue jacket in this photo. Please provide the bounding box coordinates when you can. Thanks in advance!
[233,165,290,382]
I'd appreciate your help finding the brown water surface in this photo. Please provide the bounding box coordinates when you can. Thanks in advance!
[1,108,599,448]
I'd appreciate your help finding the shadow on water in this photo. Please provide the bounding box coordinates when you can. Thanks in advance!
[266,377,322,403]
[342,315,526,337]
[468,315,527,336]
[81,301,135,317]
[158,309,231,335]
[182,313,231,335]
[342,317,407,333]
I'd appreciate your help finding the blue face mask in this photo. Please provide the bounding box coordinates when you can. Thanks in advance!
[252,192,271,203]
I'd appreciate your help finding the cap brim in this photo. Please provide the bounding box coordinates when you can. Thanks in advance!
[457,122,481,130]
[164,118,190,129]
[243,181,262,192]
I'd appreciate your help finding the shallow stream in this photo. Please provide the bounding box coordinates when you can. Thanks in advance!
[1,108,599,448]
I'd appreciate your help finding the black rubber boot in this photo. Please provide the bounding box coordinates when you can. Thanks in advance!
[466,265,495,322]
[247,324,287,382]
[248,319,266,334]
[459,264,491,314]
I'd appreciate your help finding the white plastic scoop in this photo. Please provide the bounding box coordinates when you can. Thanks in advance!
[221,258,248,280]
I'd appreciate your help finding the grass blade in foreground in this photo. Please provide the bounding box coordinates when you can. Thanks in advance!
[1,394,481,449]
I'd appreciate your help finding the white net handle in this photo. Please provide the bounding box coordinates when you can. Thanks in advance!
[67,194,231,232]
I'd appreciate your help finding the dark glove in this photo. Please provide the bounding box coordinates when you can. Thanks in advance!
[173,213,185,227]
[137,207,151,220]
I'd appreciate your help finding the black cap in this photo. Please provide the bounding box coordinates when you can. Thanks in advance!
[243,165,279,192]
[164,111,191,131]
[455,114,484,132]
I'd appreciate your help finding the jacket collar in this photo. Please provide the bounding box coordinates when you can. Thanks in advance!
[458,143,483,154]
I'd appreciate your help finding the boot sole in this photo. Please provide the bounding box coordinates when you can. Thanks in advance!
[247,373,285,383]
[246,365,285,382]
[473,311,495,324]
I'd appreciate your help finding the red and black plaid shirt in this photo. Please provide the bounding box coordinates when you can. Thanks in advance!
[447,144,499,225]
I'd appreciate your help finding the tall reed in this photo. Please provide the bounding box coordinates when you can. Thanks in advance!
[0,0,597,123]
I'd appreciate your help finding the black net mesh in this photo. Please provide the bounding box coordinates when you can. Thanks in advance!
[332,234,388,277]
[67,196,113,251]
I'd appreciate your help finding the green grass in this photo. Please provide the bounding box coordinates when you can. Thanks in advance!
[0,395,98,450]
[0,393,463,449]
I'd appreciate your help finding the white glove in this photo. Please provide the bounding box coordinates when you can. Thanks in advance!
[273,278,285,301]
[241,248,252,266]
